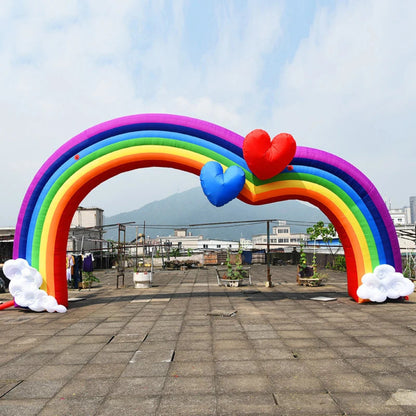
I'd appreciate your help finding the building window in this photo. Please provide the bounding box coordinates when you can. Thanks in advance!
[217,244,221,248]
[203,244,208,249]
[277,228,289,234]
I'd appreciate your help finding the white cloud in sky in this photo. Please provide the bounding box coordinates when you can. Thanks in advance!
[271,0,416,205]
[0,0,415,226]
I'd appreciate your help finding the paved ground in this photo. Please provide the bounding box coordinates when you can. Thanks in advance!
[1,264,416,415]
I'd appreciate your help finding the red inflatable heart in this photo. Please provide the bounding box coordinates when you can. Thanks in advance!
[243,130,296,180]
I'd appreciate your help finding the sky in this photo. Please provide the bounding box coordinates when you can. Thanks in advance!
[1,0,415,227]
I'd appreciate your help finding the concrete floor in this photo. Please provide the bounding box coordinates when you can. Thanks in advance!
[1,264,416,415]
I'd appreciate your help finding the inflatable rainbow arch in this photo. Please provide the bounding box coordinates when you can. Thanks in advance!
[13,114,401,306]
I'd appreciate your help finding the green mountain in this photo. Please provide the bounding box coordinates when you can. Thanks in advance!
[104,187,328,241]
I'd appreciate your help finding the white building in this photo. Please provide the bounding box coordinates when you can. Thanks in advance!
[67,207,104,253]
[198,239,240,251]
[252,221,307,251]
[154,229,203,252]
[389,207,411,226]
[157,229,241,252]
[71,206,104,229]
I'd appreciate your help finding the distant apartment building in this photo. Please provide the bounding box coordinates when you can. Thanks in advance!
[252,221,307,251]
[154,229,240,252]
[198,239,240,251]
[67,207,104,253]
[388,196,416,226]
[389,207,411,226]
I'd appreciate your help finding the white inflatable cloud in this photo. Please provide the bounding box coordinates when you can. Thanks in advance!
[357,264,414,303]
[3,258,67,313]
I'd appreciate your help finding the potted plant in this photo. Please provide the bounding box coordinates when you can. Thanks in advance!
[297,246,327,286]
[133,260,152,288]
[81,271,100,289]
[297,244,312,275]
[216,248,250,287]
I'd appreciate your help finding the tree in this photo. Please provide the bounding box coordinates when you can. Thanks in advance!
[307,221,337,267]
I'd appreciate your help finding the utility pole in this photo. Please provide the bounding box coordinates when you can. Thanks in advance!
[266,220,272,287]
[135,226,138,270]
[143,221,146,256]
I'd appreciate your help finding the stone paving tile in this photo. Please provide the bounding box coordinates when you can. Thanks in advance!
[176,340,212,350]
[27,342,72,354]
[271,373,325,393]
[178,332,212,341]
[120,361,170,377]
[332,392,408,415]
[333,345,379,358]
[259,358,319,377]
[386,356,416,371]
[354,335,404,347]
[75,334,110,344]
[320,371,383,393]
[391,334,416,344]
[2,379,67,399]
[320,335,362,347]
[258,347,297,360]
[89,351,135,364]
[216,375,272,394]
[56,322,98,336]
[214,348,256,361]
[276,329,315,338]
[293,347,339,359]
[57,377,116,398]
[169,361,215,377]
[370,372,416,392]
[0,398,49,416]
[215,360,262,375]
[0,353,20,365]
[157,393,216,416]
[102,341,142,352]
[52,350,98,365]
[0,365,42,380]
[146,331,180,341]
[216,393,279,415]
[26,364,83,380]
[213,339,252,350]
[173,349,214,362]
[76,363,127,379]
[163,375,216,394]
[283,337,328,349]
[39,396,106,416]
[109,376,165,396]
[345,357,408,373]
[273,391,342,415]
[305,358,356,376]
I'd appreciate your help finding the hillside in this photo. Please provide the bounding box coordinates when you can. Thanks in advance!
[103,187,328,242]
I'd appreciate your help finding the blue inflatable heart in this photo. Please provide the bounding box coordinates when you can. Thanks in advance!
[200,161,245,207]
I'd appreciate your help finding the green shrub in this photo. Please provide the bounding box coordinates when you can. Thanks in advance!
[332,255,346,272]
